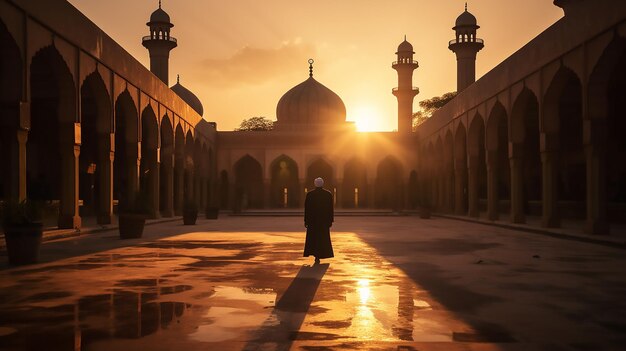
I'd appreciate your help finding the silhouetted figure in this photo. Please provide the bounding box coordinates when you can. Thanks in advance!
[304,177,334,263]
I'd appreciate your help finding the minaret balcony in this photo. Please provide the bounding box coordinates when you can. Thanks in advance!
[142,35,177,44]
[392,87,419,96]
[448,38,484,46]
[392,60,419,69]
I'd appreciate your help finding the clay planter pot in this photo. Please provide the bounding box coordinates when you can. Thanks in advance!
[3,223,44,265]
[419,207,431,219]
[205,207,219,220]
[118,214,146,239]
[183,210,198,225]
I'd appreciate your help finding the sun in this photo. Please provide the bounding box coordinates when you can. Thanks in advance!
[352,105,381,132]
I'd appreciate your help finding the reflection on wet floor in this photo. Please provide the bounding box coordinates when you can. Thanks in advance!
[0,231,482,350]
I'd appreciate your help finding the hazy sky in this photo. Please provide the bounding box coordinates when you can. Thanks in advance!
[67,0,563,131]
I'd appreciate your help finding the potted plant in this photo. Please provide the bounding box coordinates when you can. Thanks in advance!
[1,199,44,265]
[183,199,198,225]
[118,191,149,239]
[205,206,219,220]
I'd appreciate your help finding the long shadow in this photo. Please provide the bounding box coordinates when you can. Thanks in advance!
[242,262,329,350]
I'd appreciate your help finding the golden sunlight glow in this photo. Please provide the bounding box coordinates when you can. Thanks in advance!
[352,105,384,132]
[357,279,371,304]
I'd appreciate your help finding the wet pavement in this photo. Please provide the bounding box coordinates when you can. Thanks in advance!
[1,216,625,350]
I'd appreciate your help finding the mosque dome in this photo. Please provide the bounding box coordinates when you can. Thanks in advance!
[455,9,478,28]
[397,39,414,54]
[276,61,346,125]
[171,76,203,116]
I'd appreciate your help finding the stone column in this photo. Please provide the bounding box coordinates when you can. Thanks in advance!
[368,182,376,208]
[585,120,609,235]
[126,143,140,207]
[146,148,160,219]
[509,154,525,224]
[541,148,560,228]
[467,155,479,218]
[263,180,271,208]
[58,123,81,229]
[335,180,343,209]
[2,127,28,202]
[160,151,174,217]
[96,133,114,224]
[454,159,466,215]
[486,150,499,221]
[447,165,455,212]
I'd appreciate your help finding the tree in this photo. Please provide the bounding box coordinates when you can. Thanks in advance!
[412,91,457,131]
[235,116,274,131]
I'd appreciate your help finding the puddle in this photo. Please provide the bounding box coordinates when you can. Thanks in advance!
[189,286,278,342]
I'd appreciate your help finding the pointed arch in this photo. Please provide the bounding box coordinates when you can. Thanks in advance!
[270,154,300,208]
[79,71,112,222]
[468,113,487,216]
[587,36,626,232]
[113,90,139,211]
[510,88,541,221]
[486,102,510,219]
[375,155,403,209]
[234,155,264,209]
[454,123,468,214]
[543,66,585,223]
[140,105,159,217]
[28,45,77,228]
[173,124,185,213]
[159,115,174,216]
[342,157,368,208]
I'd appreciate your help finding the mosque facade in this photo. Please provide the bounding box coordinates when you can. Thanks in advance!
[0,0,624,237]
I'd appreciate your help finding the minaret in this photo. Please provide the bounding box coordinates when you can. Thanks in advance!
[142,1,177,85]
[448,3,484,92]
[392,36,419,133]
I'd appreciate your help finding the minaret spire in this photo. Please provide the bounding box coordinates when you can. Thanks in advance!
[177,74,180,84]
[465,2,468,11]
[159,0,162,9]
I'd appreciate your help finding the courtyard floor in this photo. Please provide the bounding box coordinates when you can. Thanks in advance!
[0,216,625,350]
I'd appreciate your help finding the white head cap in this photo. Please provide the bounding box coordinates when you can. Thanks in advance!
[314,177,324,187]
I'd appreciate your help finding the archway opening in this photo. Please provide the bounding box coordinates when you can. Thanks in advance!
[234,155,264,209]
[270,155,299,208]
[79,73,111,222]
[376,156,403,209]
[511,89,542,218]
[140,106,159,217]
[113,91,138,212]
[159,116,173,216]
[455,124,468,214]
[28,46,76,228]
[343,158,367,208]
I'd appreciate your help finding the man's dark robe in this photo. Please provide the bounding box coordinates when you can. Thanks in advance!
[303,187,334,259]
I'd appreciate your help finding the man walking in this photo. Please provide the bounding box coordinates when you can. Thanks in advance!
[303,177,334,263]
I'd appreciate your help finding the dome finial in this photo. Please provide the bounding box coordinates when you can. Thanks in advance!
[308,58,314,78]
[177,74,180,84]
[404,34,407,41]
[465,2,468,11]
[159,0,162,9]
